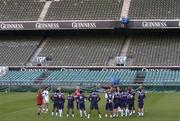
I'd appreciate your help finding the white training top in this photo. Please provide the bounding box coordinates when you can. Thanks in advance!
[42,90,49,100]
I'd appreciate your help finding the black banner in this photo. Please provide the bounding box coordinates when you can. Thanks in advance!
[128,19,180,29]
[9,66,180,72]
[0,19,180,30]
[0,20,121,30]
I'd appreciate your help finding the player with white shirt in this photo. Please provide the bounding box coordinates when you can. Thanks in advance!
[42,87,49,113]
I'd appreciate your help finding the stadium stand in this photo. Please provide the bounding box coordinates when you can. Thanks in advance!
[0,36,42,66]
[126,32,180,66]
[128,0,180,19]
[0,70,137,85]
[0,0,45,21]
[144,71,180,85]
[43,70,137,85]
[44,0,123,20]
[38,33,125,66]
[0,71,43,84]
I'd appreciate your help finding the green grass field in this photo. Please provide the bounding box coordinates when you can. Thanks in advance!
[0,92,180,121]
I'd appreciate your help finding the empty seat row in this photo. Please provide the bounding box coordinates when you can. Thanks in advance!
[45,0,123,20]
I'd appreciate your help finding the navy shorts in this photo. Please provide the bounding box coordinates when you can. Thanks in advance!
[138,103,144,109]
[128,103,133,110]
[114,103,120,109]
[53,102,59,108]
[67,104,74,109]
[121,102,127,108]
[105,103,113,111]
[79,103,85,110]
[90,103,99,110]
[59,103,64,110]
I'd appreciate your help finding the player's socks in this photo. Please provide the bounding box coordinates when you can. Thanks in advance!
[133,110,135,114]
[84,111,87,117]
[51,112,54,116]
[99,114,102,118]
[55,112,58,117]
[110,114,112,118]
[125,108,128,117]
[105,114,108,118]
[142,112,144,116]
[121,110,124,117]
[80,110,83,117]
[87,114,90,119]
[59,110,62,117]
[67,114,69,117]
[129,111,132,116]
[46,109,48,113]
[72,114,74,117]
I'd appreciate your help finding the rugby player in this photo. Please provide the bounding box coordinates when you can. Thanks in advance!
[138,88,145,116]
[105,88,114,118]
[87,91,102,119]
[42,87,49,113]
[58,90,65,117]
[113,87,121,117]
[78,91,87,117]
[67,92,75,117]
[51,90,59,117]
[36,89,43,115]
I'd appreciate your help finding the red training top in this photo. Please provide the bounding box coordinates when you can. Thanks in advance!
[37,92,43,105]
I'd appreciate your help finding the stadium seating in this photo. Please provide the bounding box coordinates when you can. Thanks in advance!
[144,71,180,85]
[127,32,180,66]
[0,70,137,85]
[38,34,125,66]
[0,71,43,84]
[0,36,41,66]
[43,70,137,85]
[0,0,45,21]
[128,0,180,19]
[45,0,123,20]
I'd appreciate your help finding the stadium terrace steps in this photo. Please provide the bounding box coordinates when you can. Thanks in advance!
[121,0,131,17]
[0,36,42,66]
[26,37,48,66]
[128,0,180,19]
[38,1,52,21]
[44,0,123,20]
[38,34,125,66]
[34,72,49,84]
[0,0,45,21]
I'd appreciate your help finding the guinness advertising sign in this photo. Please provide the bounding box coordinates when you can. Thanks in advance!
[0,20,118,30]
[128,19,180,29]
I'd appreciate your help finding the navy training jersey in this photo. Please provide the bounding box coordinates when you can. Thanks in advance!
[121,91,128,103]
[58,92,65,104]
[127,93,133,104]
[67,95,74,105]
[88,92,100,104]
[51,92,59,103]
[105,92,113,103]
[113,91,121,104]
[138,91,145,103]
[78,94,86,104]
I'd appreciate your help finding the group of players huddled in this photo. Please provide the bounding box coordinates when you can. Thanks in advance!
[36,86,145,118]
